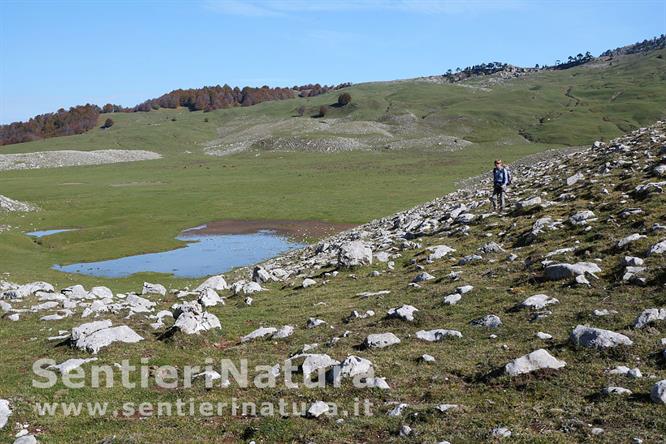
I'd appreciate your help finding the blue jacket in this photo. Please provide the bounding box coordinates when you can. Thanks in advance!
[493,167,510,186]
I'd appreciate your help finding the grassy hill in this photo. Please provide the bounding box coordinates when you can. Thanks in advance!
[1,117,664,443]
[0,48,665,290]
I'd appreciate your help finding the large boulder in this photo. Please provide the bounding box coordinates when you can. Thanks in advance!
[544,262,601,280]
[72,320,143,354]
[363,332,401,349]
[570,325,633,349]
[471,314,502,328]
[198,288,224,308]
[651,380,666,404]
[633,308,666,329]
[520,294,559,310]
[505,349,566,376]
[194,275,228,292]
[516,196,542,212]
[231,280,265,295]
[427,245,456,261]
[387,305,418,322]
[0,399,11,429]
[241,327,277,343]
[648,239,666,256]
[287,353,340,380]
[569,210,596,226]
[338,241,373,268]
[142,282,166,296]
[172,301,221,335]
[415,329,462,342]
[326,355,375,385]
[616,233,646,250]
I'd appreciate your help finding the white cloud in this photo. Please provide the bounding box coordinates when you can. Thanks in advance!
[203,0,525,17]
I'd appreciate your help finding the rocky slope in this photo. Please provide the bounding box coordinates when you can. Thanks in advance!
[0,149,161,171]
[1,123,665,442]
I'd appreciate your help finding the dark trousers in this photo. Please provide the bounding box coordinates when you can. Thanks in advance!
[490,184,506,210]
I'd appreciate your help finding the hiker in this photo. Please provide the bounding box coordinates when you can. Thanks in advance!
[490,159,511,212]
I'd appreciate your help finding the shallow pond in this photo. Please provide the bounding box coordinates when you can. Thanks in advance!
[27,229,78,238]
[53,229,306,278]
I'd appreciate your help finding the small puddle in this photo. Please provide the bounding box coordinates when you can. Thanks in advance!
[27,229,78,238]
[53,228,307,278]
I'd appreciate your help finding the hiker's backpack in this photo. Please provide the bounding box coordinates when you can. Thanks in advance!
[505,169,512,185]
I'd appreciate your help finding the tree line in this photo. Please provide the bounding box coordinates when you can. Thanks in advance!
[0,104,101,146]
[440,34,664,84]
[0,82,350,146]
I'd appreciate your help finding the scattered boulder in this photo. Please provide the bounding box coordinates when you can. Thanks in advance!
[172,301,221,335]
[544,262,601,280]
[241,327,277,343]
[48,357,98,374]
[617,233,647,250]
[198,288,224,308]
[648,239,666,255]
[231,280,264,295]
[478,242,505,254]
[142,282,166,296]
[427,245,456,260]
[569,210,597,225]
[570,325,633,349]
[72,320,143,354]
[415,329,462,342]
[306,318,327,329]
[194,275,228,292]
[443,293,462,305]
[505,349,566,375]
[338,241,373,268]
[608,366,642,378]
[307,401,330,418]
[0,399,10,429]
[566,172,584,186]
[491,426,512,438]
[387,305,418,322]
[603,386,632,396]
[388,403,408,417]
[516,196,542,212]
[273,325,295,339]
[651,380,666,404]
[520,294,559,310]
[634,308,666,329]
[287,353,340,380]
[302,278,317,288]
[412,272,435,283]
[471,314,502,328]
[327,355,375,384]
[363,332,401,349]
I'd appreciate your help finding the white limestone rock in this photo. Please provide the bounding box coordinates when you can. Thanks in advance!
[634,308,666,328]
[520,294,559,310]
[387,305,418,322]
[338,241,373,268]
[505,349,566,376]
[651,380,666,404]
[363,332,401,349]
[416,329,462,342]
[0,399,11,429]
[194,275,228,292]
[570,325,633,349]
[142,282,166,296]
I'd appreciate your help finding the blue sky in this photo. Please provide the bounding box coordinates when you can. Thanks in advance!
[0,0,664,123]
